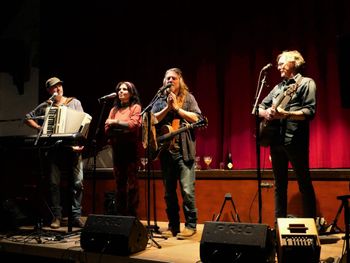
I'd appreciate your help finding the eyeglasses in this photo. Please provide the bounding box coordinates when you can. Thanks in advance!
[277,61,293,67]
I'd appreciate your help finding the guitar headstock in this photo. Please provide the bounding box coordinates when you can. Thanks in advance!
[192,116,208,129]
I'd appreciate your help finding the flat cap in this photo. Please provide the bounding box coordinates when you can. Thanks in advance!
[45,77,63,89]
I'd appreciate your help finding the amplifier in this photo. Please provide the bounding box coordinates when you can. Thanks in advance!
[277,218,321,263]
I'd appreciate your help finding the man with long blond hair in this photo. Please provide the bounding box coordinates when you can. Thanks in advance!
[151,68,203,239]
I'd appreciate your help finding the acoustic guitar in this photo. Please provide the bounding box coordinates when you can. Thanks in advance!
[259,84,298,147]
[149,117,208,160]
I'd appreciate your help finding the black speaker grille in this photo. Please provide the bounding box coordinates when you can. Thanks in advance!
[200,221,275,263]
[80,214,148,255]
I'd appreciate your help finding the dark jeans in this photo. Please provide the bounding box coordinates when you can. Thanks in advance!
[270,143,316,220]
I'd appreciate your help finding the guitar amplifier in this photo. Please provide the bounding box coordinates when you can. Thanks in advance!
[277,218,321,263]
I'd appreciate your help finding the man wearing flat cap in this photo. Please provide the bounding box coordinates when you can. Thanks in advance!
[25,77,86,229]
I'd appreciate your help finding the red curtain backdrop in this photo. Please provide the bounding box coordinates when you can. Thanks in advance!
[191,36,350,169]
[39,1,350,169]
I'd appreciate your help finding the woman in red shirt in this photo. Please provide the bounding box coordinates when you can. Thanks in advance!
[105,81,142,216]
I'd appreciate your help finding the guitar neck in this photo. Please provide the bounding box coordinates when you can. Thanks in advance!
[274,91,286,108]
[274,84,298,109]
[156,117,207,144]
[157,124,191,143]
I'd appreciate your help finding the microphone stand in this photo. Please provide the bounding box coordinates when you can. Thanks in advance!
[32,106,52,241]
[251,68,269,224]
[140,90,167,249]
[31,101,56,237]
[90,99,108,213]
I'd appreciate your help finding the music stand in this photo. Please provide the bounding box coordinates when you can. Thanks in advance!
[251,67,269,223]
[141,90,168,249]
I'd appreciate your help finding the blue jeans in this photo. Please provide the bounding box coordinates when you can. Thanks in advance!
[160,151,197,230]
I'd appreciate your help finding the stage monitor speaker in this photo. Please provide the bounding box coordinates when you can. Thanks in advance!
[277,218,321,263]
[80,214,148,255]
[200,221,275,263]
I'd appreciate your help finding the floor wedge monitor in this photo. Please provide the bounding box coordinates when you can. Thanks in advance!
[80,214,148,255]
[200,221,275,263]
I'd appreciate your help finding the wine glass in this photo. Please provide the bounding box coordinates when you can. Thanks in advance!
[140,157,148,171]
[203,156,212,170]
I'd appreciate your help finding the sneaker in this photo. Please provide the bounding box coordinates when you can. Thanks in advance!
[176,227,196,239]
[50,217,61,229]
[162,228,180,238]
[72,217,85,228]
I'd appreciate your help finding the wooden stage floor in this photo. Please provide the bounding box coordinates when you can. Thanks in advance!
[0,220,347,263]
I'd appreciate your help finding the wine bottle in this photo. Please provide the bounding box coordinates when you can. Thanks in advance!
[226,152,233,170]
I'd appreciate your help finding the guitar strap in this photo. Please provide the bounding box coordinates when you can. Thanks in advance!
[279,76,303,110]
[51,97,75,106]
[64,97,75,105]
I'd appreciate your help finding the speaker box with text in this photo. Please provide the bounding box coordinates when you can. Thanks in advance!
[200,221,275,263]
[80,214,148,255]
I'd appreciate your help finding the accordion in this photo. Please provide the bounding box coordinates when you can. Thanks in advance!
[43,106,92,138]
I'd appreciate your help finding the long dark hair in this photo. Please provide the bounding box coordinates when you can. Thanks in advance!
[114,81,141,108]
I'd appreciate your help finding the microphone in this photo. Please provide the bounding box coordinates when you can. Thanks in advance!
[157,83,173,94]
[48,92,58,102]
[261,63,273,72]
[98,92,117,101]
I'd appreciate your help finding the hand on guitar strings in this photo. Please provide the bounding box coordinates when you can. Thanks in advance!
[275,107,290,119]
[263,107,288,120]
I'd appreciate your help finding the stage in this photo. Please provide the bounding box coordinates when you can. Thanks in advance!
[0,220,346,263]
